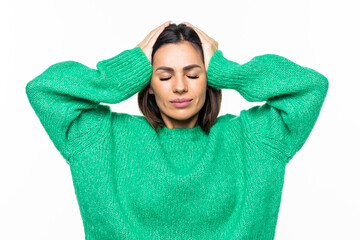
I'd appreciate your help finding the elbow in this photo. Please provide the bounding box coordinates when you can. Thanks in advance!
[303,66,329,96]
[25,73,47,97]
[25,79,38,98]
[320,74,329,94]
[314,72,329,97]
[25,78,44,108]
[310,73,329,106]
[25,61,72,95]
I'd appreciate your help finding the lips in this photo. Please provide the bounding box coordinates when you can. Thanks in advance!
[170,99,193,108]
[170,98,192,103]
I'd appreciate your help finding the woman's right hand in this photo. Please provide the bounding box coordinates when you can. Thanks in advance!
[136,21,171,63]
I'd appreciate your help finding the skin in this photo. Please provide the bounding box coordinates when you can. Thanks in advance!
[149,41,207,129]
[137,21,219,129]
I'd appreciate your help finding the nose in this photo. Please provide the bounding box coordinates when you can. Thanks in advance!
[172,74,188,93]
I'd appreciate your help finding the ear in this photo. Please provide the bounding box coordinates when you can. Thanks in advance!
[149,86,154,94]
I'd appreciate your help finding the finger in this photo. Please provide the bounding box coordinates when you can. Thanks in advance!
[192,26,218,50]
[144,21,171,47]
[141,21,170,47]
[182,22,209,39]
[182,22,210,44]
[143,23,164,46]
[147,21,171,47]
[151,21,171,38]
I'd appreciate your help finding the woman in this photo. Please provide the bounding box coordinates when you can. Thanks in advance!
[26,21,329,239]
[137,21,221,132]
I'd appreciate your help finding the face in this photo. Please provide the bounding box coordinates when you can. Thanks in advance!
[149,41,207,129]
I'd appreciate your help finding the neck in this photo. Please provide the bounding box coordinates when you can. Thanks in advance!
[162,113,199,129]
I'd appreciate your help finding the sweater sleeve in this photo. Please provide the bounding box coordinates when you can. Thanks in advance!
[207,50,329,166]
[25,46,153,164]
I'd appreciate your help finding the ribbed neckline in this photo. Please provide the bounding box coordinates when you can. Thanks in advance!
[157,125,207,143]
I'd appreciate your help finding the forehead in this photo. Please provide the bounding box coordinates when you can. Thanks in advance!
[153,42,202,67]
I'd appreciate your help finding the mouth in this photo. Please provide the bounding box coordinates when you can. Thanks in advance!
[170,98,193,103]
[169,99,193,108]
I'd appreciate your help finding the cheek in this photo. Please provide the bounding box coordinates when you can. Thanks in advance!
[150,81,169,102]
[200,89,207,105]
[149,78,161,95]
[193,79,207,100]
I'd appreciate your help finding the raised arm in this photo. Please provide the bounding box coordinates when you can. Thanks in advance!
[25,46,152,163]
[26,22,171,164]
[182,21,329,165]
[207,50,329,165]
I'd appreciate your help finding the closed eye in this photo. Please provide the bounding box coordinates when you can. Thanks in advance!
[188,75,199,79]
[160,75,199,81]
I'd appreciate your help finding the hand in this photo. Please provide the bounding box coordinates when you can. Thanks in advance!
[137,21,171,63]
[181,22,219,72]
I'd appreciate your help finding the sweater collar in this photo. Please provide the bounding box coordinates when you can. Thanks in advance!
[156,125,207,142]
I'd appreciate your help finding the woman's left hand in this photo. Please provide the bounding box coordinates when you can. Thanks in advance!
[182,22,219,72]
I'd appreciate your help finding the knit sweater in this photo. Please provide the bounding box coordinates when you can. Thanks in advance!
[25,46,329,240]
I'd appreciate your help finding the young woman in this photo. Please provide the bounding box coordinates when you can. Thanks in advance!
[26,21,329,239]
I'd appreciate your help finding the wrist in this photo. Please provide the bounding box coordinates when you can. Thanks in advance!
[206,50,246,90]
[98,46,152,80]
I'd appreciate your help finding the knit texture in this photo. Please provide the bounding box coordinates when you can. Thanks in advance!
[26,46,329,239]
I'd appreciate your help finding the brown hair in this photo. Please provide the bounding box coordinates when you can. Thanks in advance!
[137,23,222,134]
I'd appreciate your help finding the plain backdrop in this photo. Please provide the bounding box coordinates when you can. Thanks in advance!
[1,0,359,239]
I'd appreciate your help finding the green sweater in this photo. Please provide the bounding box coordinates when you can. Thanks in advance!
[26,46,329,239]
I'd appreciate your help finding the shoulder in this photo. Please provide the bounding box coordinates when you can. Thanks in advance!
[211,112,257,140]
[111,112,155,132]
[214,113,237,125]
[214,113,245,126]
[211,113,244,135]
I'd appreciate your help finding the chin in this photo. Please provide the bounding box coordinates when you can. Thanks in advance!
[172,111,199,121]
[170,114,193,121]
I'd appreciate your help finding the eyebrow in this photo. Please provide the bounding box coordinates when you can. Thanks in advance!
[155,64,202,72]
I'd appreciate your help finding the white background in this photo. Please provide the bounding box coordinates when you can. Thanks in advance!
[1,0,359,239]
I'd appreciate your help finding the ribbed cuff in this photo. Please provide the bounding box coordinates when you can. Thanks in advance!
[206,50,248,90]
[97,46,153,98]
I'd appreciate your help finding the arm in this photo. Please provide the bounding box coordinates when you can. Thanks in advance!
[207,50,329,165]
[25,46,152,163]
